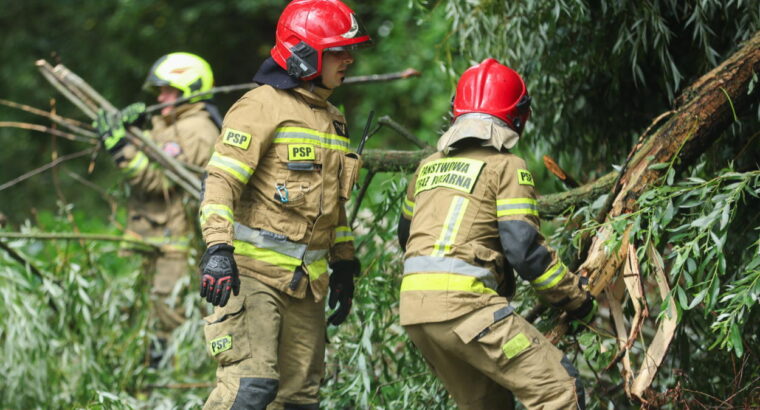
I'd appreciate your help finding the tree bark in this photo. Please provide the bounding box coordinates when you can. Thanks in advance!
[547,30,760,341]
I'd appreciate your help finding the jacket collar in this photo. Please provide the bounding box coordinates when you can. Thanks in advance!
[291,82,333,108]
[437,113,520,154]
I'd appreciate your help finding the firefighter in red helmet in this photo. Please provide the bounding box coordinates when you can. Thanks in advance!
[397,59,596,409]
[198,1,370,408]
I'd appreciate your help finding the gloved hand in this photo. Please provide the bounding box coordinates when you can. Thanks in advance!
[327,259,360,326]
[199,243,240,307]
[93,109,127,153]
[92,103,146,153]
[120,102,146,127]
[568,294,598,333]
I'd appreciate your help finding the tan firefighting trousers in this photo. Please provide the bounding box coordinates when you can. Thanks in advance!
[203,275,325,410]
[404,304,584,410]
[144,251,189,339]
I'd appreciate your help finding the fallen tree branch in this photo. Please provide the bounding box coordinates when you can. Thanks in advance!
[0,148,95,192]
[0,98,95,136]
[0,121,95,144]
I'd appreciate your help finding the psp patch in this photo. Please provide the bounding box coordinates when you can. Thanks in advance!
[210,335,232,356]
[414,158,485,196]
[162,141,182,158]
[222,128,252,150]
[288,144,315,161]
[517,169,534,186]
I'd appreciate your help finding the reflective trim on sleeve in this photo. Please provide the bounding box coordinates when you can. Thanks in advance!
[402,197,415,218]
[208,152,254,184]
[200,204,234,226]
[334,226,354,244]
[274,127,350,152]
[400,273,497,295]
[124,151,149,177]
[432,196,469,257]
[496,197,539,217]
[531,261,568,291]
[306,258,329,281]
[404,255,498,290]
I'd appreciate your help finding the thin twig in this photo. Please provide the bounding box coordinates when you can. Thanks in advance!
[350,171,376,226]
[0,231,158,249]
[0,98,94,136]
[65,170,122,228]
[0,121,96,143]
[377,115,428,149]
[343,68,421,84]
[0,148,95,191]
[144,68,421,114]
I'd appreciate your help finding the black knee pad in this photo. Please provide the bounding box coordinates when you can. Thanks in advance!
[230,377,279,410]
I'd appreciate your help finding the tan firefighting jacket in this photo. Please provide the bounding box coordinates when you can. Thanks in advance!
[399,120,587,326]
[115,102,218,252]
[199,84,358,302]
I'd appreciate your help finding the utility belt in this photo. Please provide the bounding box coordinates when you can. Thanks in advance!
[233,222,329,290]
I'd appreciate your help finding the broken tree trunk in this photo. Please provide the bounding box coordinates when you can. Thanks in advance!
[547,30,760,339]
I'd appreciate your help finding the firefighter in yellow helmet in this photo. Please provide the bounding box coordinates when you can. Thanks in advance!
[93,52,220,365]
[197,1,371,408]
[397,59,597,409]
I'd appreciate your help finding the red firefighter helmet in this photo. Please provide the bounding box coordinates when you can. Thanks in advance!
[453,58,532,135]
[271,0,372,81]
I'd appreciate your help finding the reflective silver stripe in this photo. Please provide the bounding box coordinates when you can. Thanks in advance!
[403,255,498,290]
[233,223,307,259]
[531,262,567,291]
[233,222,328,264]
[304,249,328,264]
[209,153,254,183]
[432,196,469,257]
[274,127,350,151]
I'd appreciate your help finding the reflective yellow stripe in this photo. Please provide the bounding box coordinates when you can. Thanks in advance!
[402,197,415,218]
[496,197,539,217]
[274,126,349,152]
[200,204,234,226]
[334,226,354,244]
[531,261,567,291]
[307,259,328,281]
[400,273,497,295]
[233,240,301,271]
[208,153,254,184]
[233,240,328,280]
[124,152,149,177]
[432,196,469,257]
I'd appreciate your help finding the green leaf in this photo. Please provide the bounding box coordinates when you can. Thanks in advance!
[677,286,689,309]
[648,162,669,170]
[730,324,744,357]
[688,288,707,309]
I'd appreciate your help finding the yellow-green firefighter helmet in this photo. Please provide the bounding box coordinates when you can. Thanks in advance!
[143,52,214,102]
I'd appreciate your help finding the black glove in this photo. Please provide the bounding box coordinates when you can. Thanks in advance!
[199,244,240,307]
[327,259,360,326]
[568,293,597,333]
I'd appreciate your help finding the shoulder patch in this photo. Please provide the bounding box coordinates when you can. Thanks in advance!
[210,335,232,356]
[162,141,182,158]
[414,158,486,196]
[288,144,316,160]
[222,128,252,150]
[517,169,534,186]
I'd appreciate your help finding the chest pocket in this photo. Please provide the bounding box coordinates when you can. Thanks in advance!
[273,143,323,207]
